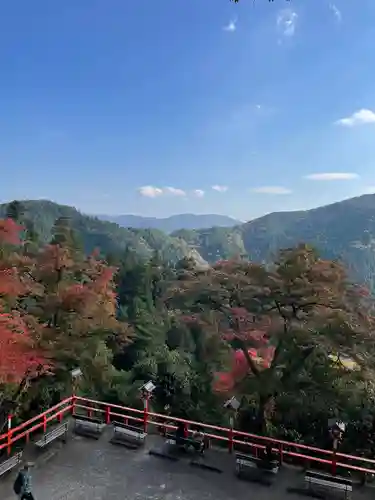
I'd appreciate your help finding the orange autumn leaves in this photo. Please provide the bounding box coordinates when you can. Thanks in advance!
[0,217,122,385]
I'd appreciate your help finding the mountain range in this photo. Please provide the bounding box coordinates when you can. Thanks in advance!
[1,194,375,289]
[96,213,241,233]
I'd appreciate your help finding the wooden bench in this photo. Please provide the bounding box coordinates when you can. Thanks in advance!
[35,422,68,449]
[305,470,352,499]
[73,414,105,439]
[0,451,23,478]
[235,452,279,485]
[166,432,205,454]
[110,421,147,447]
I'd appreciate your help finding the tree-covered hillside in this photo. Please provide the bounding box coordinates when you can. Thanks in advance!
[2,200,375,461]
[97,213,241,233]
[0,200,208,266]
[173,194,375,290]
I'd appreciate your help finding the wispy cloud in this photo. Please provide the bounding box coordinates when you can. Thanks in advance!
[138,186,163,198]
[164,186,186,196]
[212,185,228,193]
[277,9,298,38]
[329,3,342,23]
[304,173,359,181]
[250,186,292,195]
[223,18,237,32]
[335,109,375,127]
[192,189,205,198]
[138,185,186,197]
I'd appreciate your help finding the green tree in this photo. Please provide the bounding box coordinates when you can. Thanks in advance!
[169,245,375,433]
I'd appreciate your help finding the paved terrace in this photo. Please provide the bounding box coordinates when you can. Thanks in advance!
[1,426,375,500]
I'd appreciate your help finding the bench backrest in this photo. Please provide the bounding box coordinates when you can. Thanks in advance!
[73,415,103,424]
[46,422,68,435]
[0,452,22,470]
[306,471,352,487]
[112,421,143,433]
[236,453,259,462]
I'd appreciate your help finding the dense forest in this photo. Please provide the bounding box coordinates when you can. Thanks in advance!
[3,195,375,294]
[1,200,375,460]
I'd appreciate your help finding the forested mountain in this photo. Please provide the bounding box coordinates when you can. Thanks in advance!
[173,194,375,289]
[2,194,375,288]
[97,213,241,232]
[2,198,375,460]
[0,200,208,266]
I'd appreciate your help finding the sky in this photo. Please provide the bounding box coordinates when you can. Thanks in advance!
[1,0,375,221]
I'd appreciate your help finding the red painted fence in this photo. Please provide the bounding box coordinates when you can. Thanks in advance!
[1,395,375,479]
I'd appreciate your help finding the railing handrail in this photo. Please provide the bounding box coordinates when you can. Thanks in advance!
[74,396,375,466]
[1,394,375,475]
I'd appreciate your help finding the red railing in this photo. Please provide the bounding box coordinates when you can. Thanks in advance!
[2,395,375,479]
[0,397,73,456]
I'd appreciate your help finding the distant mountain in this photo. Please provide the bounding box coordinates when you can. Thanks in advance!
[174,194,375,290]
[96,213,241,233]
[3,195,375,290]
[0,200,208,267]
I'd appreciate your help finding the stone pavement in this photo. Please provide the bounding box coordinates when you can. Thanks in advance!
[1,425,374,500]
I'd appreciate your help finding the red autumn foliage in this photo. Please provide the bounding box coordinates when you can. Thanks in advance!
[0,218,22,245]
[0,219,50,385]
[0,311,49,384]
[214,346,275,392]
[0,268,26,297]
[214,307,276,393]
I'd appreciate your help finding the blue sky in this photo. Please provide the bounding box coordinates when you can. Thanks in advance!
[1,0,375,220]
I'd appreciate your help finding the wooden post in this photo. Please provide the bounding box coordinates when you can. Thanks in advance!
[228,415,234,453]
[105,405,111,425]
[7,415,13,456]
[143,396,149,433]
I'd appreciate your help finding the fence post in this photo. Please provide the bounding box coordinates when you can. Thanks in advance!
[7,414,12,432]
[7,429,12,456]
[71,395,76,416]
[105,405,111,425]
[143,396,149,433]
[331,450,337,476]
[228,415,234,453]
[279,443,283,465]
[7,415,13,456]
[88,402,93,418]
[43,413,47,433]
[228,427,234,453]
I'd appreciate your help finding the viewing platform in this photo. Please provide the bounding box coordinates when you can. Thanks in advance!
[1,396,375,499]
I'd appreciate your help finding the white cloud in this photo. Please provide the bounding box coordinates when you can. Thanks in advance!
[250,186,292,195]
[164,186,186,196]
[304,173,359,181]
[138,185,163,198]
[212,185,228,193]
[335,109,375,127]
[223,19,237,32]
[192,189,205,198]
[277,9,298,37]
[138,185,186,197]
[329,3,342,23]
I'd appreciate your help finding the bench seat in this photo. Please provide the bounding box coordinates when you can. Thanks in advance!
[35,422,68,448]
[111,421,146,447]
[73,415,105,438]
[305,470,352,498]
[0,451,22,477]
[165,433,204,453]
[236,453,279,475]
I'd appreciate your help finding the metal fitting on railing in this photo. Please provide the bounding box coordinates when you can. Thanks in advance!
[105,406,111,425]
